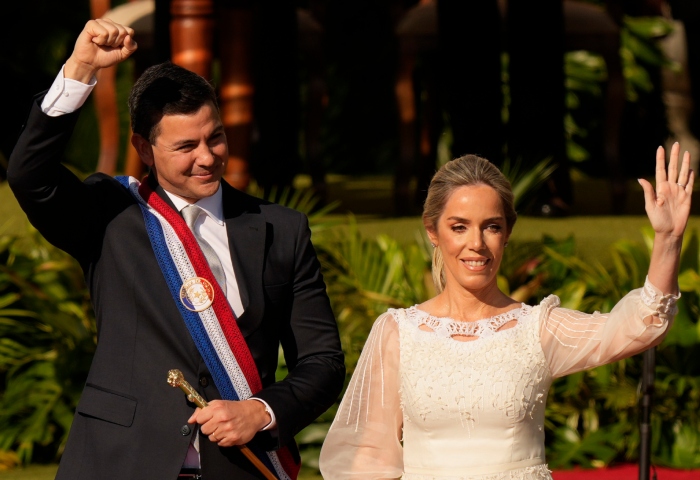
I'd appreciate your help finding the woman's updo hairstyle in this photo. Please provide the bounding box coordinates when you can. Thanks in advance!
[422,154,517,293]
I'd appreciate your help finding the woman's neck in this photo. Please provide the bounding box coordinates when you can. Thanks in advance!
[429,281,518,322]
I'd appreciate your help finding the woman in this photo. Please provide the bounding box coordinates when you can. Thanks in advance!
[319,145,693,479]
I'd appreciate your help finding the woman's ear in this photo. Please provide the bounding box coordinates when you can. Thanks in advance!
[131,134,154,168]
[426,227,438,248]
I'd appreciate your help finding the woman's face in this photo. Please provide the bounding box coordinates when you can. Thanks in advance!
[427,184,510,293]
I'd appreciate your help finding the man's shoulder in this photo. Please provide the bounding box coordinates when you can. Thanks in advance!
[84,173,135,196]
[222,183,305,222]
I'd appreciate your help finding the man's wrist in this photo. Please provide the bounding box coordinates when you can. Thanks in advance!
[64,57,99,84]
[249,398,276,431]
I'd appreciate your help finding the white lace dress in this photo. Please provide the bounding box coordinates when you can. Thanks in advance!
[319,279,679,480]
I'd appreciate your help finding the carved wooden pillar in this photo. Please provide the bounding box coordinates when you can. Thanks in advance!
[394,0,438,215]
[91,0,119,175]
[170,0,214,77]
[394,53,417,215]
[218,7,253,190]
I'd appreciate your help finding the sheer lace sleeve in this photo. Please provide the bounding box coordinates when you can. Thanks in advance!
[541,277,680,378]
[319,312,403,479]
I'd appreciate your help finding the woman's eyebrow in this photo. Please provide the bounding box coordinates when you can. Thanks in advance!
[446,216,504,223]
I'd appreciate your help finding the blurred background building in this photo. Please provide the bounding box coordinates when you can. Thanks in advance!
[1,0,698,216]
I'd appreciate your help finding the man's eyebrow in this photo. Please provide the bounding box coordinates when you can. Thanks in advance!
[170,126,224,148]
[171,138,197,148]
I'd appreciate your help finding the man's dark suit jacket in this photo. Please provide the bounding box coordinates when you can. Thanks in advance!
[7,96,345,480]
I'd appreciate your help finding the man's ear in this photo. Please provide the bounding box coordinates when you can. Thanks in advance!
[131,134,154,168]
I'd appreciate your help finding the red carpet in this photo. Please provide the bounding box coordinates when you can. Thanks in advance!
[552,465,699,480]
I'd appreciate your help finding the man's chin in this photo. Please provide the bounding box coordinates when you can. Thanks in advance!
[194,184,220,199]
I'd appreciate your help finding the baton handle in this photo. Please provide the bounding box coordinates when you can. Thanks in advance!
[167,369,277,480]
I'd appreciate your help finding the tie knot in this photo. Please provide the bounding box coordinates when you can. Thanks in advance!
[182,204,203,229]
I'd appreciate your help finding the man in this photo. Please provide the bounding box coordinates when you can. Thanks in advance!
[7,19,345,480]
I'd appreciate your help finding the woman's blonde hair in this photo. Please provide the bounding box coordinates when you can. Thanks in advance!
[422,155,517,293]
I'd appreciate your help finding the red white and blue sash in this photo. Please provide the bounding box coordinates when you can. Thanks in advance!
[116,176,299,480]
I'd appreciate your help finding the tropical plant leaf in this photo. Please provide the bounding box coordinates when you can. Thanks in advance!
[670,423,700,468]
[501,157,557,211]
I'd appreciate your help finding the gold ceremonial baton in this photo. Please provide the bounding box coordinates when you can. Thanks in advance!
[167,369,277,480]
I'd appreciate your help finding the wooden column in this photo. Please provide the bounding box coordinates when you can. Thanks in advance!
[394,0,439,215]
[90,0,119,175]
[394,53,417,215]
[218,7,254,190]
[170,0,214,77]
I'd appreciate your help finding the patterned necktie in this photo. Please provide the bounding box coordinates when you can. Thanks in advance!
[181,204,227,296]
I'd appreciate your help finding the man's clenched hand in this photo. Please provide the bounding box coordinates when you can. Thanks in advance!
[65,19,137,83]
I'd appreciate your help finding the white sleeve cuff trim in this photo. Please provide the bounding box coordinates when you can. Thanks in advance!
[249,397,277,431]
[641,276,681,320]
[41,65,96,117]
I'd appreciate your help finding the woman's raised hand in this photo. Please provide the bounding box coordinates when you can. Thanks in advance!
[638,143,694,238]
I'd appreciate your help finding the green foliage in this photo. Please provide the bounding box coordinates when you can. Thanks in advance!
[548,425,624,469]
[0,449,19,471]
[317,217,432,374]
[622,16,677,102]
[2,206,700,473]
[0,232,95,464]
[564,15,676,167]
[290,217,434,467]
[565,50,608,164]
[305,224,700,473]
[250,185,341,234]
[537,229,700,469]
[500,158,557,213]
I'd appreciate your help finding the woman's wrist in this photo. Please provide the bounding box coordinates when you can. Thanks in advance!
[653,232,684,250]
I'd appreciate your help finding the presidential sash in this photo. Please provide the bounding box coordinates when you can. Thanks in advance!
[117,176,299,480]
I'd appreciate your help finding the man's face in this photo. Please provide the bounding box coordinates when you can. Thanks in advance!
[133,102,228,203]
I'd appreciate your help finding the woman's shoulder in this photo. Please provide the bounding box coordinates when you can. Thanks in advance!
[385,306,414,324]
[526,294,562,320]
[531,294,561,309]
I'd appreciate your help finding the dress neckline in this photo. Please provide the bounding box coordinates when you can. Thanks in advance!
[411,304,525,324]
[405,304,529,339]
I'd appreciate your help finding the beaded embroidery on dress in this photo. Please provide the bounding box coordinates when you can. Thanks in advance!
[393,305,554,480]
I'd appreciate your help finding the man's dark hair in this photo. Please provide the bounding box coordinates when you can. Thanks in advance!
[128,62,218,144]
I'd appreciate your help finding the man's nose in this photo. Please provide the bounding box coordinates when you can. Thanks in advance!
[195,143,216,165]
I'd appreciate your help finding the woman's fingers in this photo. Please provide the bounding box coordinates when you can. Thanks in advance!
[656,146,667,185]
[678,150,691,187]
[638,178,656,210]
[685,168,695,193]
[667,142,681,184]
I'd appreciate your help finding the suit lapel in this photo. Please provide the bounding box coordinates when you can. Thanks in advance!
[221,182,266,336]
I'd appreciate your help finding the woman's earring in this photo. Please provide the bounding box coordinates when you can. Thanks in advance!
[431,243,436,248]
[504,241,509,247]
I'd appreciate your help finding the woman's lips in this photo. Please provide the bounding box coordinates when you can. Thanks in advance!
[461,258,490,271]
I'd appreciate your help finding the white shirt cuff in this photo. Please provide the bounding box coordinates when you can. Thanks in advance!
[249,397,277,431]
[41,65,96,117]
